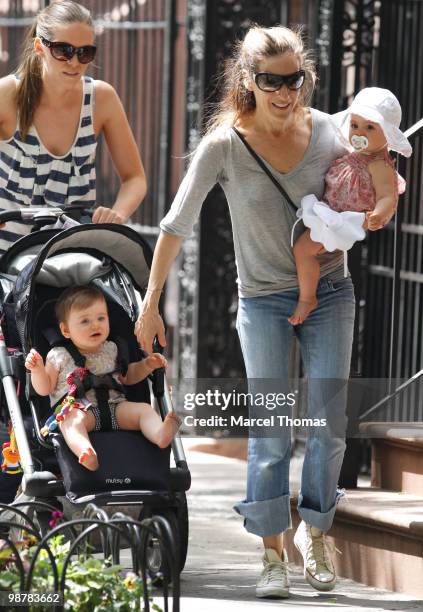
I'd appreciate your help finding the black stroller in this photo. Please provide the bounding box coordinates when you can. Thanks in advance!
[0,206,190,579]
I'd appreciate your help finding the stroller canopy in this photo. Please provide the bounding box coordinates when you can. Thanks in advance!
[10,224,153,349]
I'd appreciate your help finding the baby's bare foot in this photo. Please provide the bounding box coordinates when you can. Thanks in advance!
[78,447,99,471]
[157,412,182,449]
[288,298,318,326]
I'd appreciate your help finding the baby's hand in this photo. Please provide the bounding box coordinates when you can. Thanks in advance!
[25,349,44,371]
[145,353,168,373]
[365,210,393,231]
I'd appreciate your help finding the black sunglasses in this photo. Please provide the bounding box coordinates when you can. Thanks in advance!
[40,36,97,64]
[254,70,306,92]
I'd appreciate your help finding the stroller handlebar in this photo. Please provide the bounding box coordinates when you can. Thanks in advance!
[0,203,94,225]
[0,210,24,223]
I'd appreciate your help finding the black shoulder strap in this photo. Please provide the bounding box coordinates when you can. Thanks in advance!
[232,127,298,214]
[114,336,129,376]
[43,327,64,347]
[62,341,86,368]
[43,327,86,367]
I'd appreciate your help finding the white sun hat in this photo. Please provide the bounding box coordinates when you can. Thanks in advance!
[332,87,412,157]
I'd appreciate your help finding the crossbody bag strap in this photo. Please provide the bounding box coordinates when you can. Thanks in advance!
[232,127,298,214]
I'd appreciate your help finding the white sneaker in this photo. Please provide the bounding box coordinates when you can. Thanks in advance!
[256,548,290,598]
[293,520,338,591]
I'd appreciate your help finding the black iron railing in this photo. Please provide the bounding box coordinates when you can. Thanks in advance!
[0,501,180,612]
[359,116,423,424]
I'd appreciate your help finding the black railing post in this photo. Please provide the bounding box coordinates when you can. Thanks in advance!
[329,0,344,113]
[388,156,404,387]
[157,0,177,222]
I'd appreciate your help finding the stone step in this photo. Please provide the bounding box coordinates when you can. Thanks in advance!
[359,422,423,494]
[286,488,423,597]
[372,437,423,494]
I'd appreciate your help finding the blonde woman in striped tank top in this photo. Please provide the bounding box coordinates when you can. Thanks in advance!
[0,1,146,255]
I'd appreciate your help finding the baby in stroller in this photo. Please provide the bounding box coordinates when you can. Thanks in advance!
[25,285,181,471]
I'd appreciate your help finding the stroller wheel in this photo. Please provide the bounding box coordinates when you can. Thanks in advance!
[175,491,189,572]
[141,507,178,585]
[146,536,164,575]
[139,493,189,583]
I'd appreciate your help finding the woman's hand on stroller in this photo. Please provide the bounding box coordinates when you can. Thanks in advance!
[92,206,126,224]
[135,308,166,354]
[25,348,44,371]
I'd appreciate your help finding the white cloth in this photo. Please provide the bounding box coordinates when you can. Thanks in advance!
[299,195,366,252]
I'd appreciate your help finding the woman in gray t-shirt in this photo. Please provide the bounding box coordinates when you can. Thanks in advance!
[136,25,355,598]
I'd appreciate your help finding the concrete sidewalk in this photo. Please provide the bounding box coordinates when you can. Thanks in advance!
[178,440,423,611]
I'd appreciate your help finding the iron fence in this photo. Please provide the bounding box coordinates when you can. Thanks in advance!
[0,500,180,611]
[310,0,423,425]
[362,0,423,422]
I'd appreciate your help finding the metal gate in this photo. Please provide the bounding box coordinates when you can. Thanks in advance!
[363,0,423,420]
[311,0,423,422]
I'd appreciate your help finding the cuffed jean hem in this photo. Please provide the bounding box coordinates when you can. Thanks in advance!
[233,493,292,537]
[297,488,346,532]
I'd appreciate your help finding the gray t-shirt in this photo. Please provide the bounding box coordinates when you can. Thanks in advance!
[161,108,347,298]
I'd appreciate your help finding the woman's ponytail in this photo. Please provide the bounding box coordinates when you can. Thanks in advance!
[16,22,43,141]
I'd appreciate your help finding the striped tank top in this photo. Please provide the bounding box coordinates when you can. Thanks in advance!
[0,76,97,255]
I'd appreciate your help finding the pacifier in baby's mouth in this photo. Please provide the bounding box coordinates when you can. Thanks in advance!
[351,135,369,151]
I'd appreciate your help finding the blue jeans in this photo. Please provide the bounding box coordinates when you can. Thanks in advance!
[234,273,355,537]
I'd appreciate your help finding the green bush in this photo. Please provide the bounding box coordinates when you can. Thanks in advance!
[0,534,162,612]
